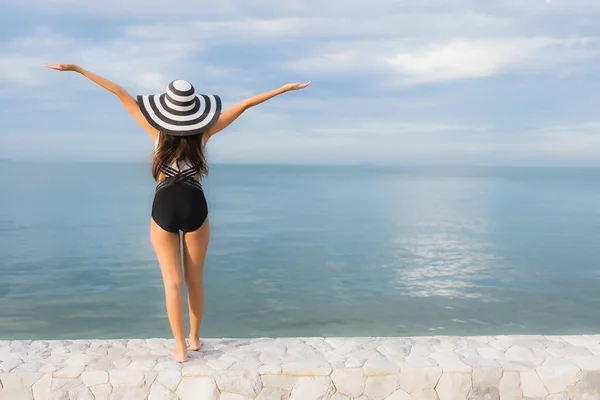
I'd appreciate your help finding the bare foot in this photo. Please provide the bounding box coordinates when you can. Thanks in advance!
[189,337,204,351]
[171,348,188,363]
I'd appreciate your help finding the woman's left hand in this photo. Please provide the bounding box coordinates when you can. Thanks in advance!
[44,63,80,72]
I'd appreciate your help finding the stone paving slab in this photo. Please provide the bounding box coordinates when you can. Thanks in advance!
[0,335,599,399]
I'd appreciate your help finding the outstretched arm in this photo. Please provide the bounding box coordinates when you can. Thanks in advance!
[44,63,157,141]
[205,81,311,141]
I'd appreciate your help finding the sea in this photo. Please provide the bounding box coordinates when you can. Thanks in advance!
[1,161,599,340]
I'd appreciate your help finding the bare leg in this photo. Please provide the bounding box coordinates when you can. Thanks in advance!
[183,217,210,351]
[150,218,187,362]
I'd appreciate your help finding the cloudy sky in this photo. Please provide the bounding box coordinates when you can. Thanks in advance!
[2,0,600,165]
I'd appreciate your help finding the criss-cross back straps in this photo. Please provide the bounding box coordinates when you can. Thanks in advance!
[156,163,202,192]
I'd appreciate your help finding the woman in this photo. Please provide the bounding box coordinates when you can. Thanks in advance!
[44,62,311,362]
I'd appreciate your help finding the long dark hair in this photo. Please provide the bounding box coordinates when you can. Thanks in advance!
[152,133,208,181]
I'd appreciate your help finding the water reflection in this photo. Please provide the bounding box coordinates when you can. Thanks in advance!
[392,233,502,299]
[383,176,509,300]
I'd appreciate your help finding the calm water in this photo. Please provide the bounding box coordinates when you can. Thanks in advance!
[1,162,600,340]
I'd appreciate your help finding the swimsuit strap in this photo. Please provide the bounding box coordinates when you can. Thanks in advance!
[156,162,202,193]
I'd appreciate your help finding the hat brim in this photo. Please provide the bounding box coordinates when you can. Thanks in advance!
[137,93,222,137]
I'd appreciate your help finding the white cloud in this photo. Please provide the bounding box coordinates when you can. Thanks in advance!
[0,28,236,95]
[285,36,600,84]
[388,38,562,83]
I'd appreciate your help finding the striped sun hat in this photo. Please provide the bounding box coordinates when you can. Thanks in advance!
[137,80,222,136]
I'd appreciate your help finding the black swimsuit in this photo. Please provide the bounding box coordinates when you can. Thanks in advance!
[151,159,208,233]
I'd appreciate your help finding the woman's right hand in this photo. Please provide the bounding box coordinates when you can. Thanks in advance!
[44,63,80,72]
[282,81,312,92]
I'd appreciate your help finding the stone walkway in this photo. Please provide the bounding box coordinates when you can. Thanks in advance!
[1,335,600,399]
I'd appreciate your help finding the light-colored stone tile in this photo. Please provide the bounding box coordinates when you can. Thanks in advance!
[261,375,297,391]
[488,339,513,352]
[505,345,545,365]
[536,363,581,394]
[220,393,252,400]
[384,389,413,400]
[429,353,472,373]
[496,359,537,371]
[89,383,112,400]
[397,365,442,392]
[0,388,34,400]
[111,359,131,370]
[259,354,285,366]
[546,394,571,400]
[324,338,346,349]
[519,370,548,398]
[85,359,114,372]
[329,393,351,400]
[364,375,398,399]
[50,378,83,391]
[50,347,69,358]
[331,368,366,398]
[85,348,108,357]
[566,371,600,400]
[176,377,218,400]
[207,359,234,371]
[256,387,288,400]
[546,346,593,358]
[565,356,600,371]
[431,337,458,353]
[49,390,69,400]
[32,373,52,400]
[153,361,182,372]
[472,366,503,389]
[148,382,177,400]
[345,349,377,366]
[144,371,158,387]
[181,362,215,377]
[410,390,439,400]
[125,339,145,348]
[345,358,367,368]
[377,344,411,359]
[155,370,181,391]
[467,387,500,400]
[455,348,480,360]
[81,371,108,387]
[257,364,281,375]
[404,356,439,367]
[52,364,84,379]
[109,370,145,388]
[410,343,432,358]
[214,371,262,397]
[281,361,332,376]
[462,357,501,368]
[289,377,334,400]
[110,387,150,400]
[12,363,41,373]
[1,336,597,400]
[498,371,522,400]
[562,336,600,350]
[127,359,157,371]
[230,361,263,372]
[3,373,43,389]
[363,357,400,376]
[149,347,171,356]
[435,373,471,400]
[68,386,95,400]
